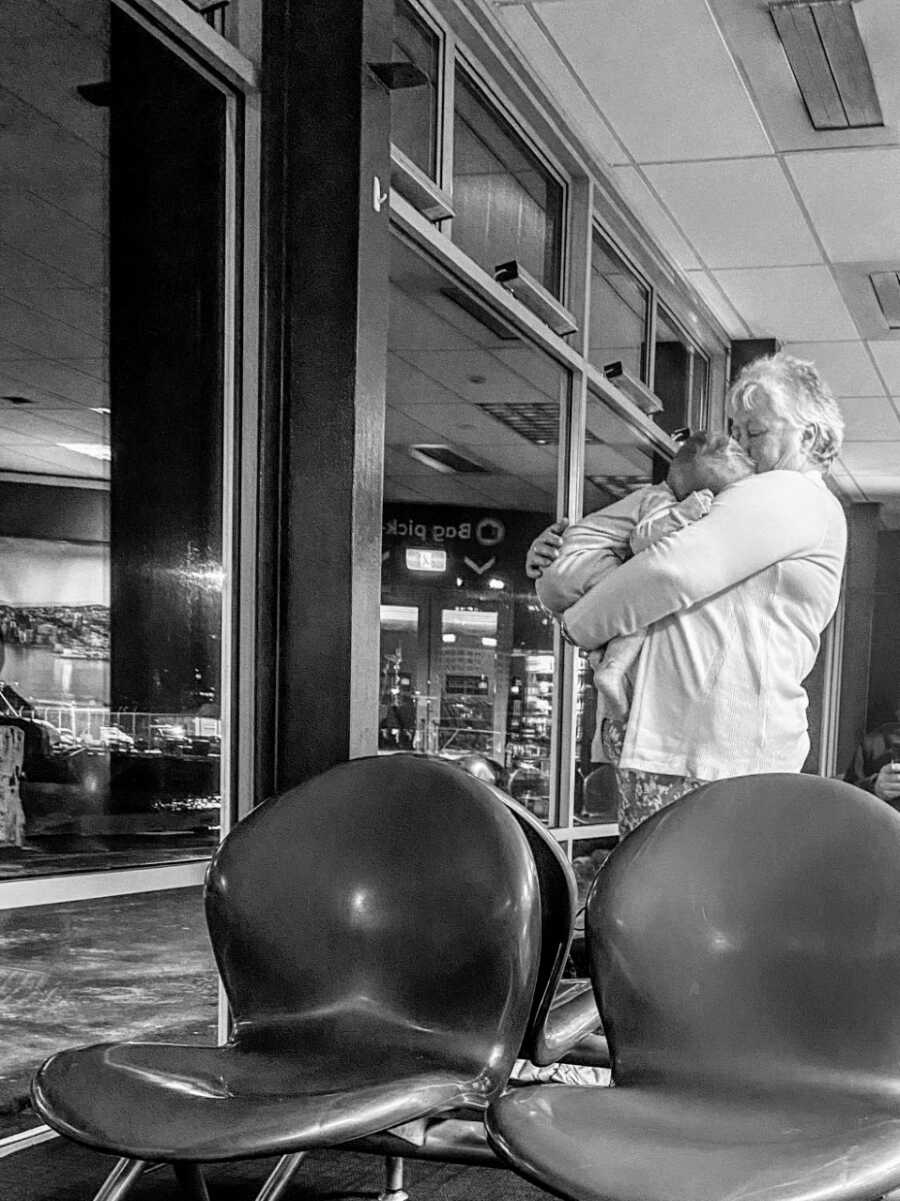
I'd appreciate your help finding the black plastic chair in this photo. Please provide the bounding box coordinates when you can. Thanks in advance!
[488,773,900,1201]
[342,770,606,1190]
[31,755,542,1201]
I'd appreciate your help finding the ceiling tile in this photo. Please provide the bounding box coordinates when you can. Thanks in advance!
[786,149,900,263]
[0,191,105,287]
[838,397,900,441]
[643,159,820,268]
[0,360,108,408]
[839,443,900,475]
[711,266,858,341]
[495,7,629,166]
[0,298,104,360]
[781,342,885,396]
[389,291,477,353]
[855,476,900,502]
[397,349,556,407]
[869,342,900,394]
[391,400,530,446]
[538,0,771,161]
[612,167,700,270]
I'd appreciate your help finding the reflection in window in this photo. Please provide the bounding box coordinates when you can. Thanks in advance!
[572,837,617,939]
[452,69,563,296]
[0,4,227,876]
[381,238,567,822]
[391,0,440,179]
[573,390,658,822]
[588,231,649,381]
[653,307,709,436]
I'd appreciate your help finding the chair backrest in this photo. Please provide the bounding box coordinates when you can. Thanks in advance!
[482,783,578,1060]
[587,773,900,1096]
[205,754,542,1094]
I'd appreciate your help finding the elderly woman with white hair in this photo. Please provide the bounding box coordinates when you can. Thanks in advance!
[528,352,848,835]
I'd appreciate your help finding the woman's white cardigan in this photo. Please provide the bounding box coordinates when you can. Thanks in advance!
[562,470,848,780]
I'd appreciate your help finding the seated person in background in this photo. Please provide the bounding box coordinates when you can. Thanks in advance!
[536,431,755,740]
[844,694,900,806]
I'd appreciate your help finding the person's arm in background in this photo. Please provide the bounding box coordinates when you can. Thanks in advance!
[844,736,880,794]
[844,734,900,803]
[562,471,840,650]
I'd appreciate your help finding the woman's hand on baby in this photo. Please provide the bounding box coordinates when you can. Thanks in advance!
[675,489,714,522]
[526,518,569,578]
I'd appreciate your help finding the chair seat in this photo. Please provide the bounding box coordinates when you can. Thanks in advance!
[34,1037,481,1163]
[487,1083,900,1201]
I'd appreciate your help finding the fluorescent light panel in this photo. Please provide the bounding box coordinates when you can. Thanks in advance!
[58,443,111,461]
[770,0,883,130]
[408,444,487,473]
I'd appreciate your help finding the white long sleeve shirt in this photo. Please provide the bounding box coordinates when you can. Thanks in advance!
[562,470,847,780]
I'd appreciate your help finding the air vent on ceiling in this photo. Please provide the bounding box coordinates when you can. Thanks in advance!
[479,402,600,447]
[440,286,520,341]
[603,362,663,415]
[870,271,900,329]
[770,0,883,130]
[494,260,578,337]
[408,445,487,474]
[1,395,34,405]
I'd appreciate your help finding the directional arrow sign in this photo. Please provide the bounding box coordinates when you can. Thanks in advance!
[464,555,496,576]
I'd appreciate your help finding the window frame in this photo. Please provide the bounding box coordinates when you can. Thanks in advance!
[588,221,653,385]
[651,301,713,435]
[449,47,572,304]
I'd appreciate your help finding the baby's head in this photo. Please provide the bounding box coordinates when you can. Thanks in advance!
[667,431,755,501]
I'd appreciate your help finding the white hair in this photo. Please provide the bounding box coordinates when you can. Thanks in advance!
[728,352,844,470]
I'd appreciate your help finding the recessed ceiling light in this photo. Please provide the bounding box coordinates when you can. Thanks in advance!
[408,445,487,474]
[58,443,111,462]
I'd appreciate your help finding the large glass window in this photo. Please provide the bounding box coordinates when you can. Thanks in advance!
[391,0,441,179]
[588,231,649,381]
[382,237,568,822]
[452,68,564,296]
[652,307,710,436]
[0,2,229,877]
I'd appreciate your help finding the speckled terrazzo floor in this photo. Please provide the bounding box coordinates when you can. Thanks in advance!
[0,886,218,1137]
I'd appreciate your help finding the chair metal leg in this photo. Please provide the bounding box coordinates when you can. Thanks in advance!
[253,1151,307,1201]
[379,1155,409,1201]
[174,1162,211,1201]
[91,1157,149,1201]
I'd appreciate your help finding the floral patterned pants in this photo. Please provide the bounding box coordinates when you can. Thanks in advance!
[601,718,708,838]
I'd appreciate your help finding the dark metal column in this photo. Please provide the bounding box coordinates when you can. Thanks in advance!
[259,0,393,792]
